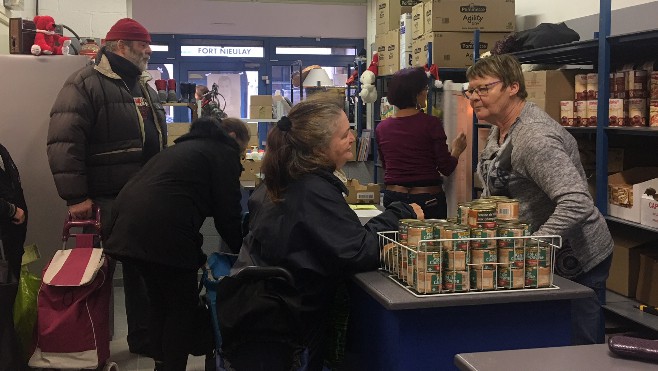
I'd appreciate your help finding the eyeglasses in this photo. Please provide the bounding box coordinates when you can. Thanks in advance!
[462,81,502,99]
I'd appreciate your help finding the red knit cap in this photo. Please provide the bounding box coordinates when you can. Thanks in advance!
[105,18,151,43]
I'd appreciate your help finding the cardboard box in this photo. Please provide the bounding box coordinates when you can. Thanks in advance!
[608,167,658,223]
[636,251,658,306]
[249,105,273,119]
[344,179,381,204]
[606,224,658,297]
[411,2,425,39]
[641,190,658,229]
[523,70,581,123]
[424,0,515,33]
[382,28,400,76]
[413,31,507,68]
[250,95,273,106]
[166,123,191,144]
[375,33,388,74]
[240,159,262,182]
[377,0,420,35]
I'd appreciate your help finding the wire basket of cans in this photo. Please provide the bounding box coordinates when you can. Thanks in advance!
[378,223,562,297]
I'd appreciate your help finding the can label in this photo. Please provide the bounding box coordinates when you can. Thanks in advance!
[497,267,524,289]
[417,251,442,273]
[525,266,551,288]
[406,250,417,285]
[470,228,496,249]
[441,227,470,250]
[398,219,417,244]
[468,204,497,228]
[497,225,527,248]
[470,268,496,291]
[415,271,442,294]
[470,248,497,269]
[444,250,468,270]
[457,203,471,225]
[525,244,551,268]
[498,247,525,268]
[496,200,520,221]
[408,223,433,248]
[443,270,469,292]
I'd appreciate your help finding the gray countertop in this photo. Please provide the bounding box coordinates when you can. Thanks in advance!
[454,343,658,371]
[352,270,594,311]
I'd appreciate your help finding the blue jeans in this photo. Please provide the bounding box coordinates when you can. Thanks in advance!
[383,191,447,219]
[569,254,612,345]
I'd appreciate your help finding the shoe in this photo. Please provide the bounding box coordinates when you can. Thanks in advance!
[167,79,178,103]
[154,79,167,103]
[179,82,190,103]
[154,360,165,371]
[187,83,197,104]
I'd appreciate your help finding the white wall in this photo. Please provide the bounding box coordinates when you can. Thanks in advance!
[516,0,656,27]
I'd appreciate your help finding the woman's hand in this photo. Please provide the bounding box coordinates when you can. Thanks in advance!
[409,203,424,220]
[12,206,25,224]
[451,132,467,158]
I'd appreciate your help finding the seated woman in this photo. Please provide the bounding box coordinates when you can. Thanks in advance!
[217,100,423,371]
[104,117,248,370]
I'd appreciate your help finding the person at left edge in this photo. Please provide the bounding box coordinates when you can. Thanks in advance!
[46,18,166,357]
[104,117,246,371]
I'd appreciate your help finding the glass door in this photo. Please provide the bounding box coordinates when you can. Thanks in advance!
[178,62,265,121]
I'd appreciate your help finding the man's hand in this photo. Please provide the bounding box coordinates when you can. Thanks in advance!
[11,206,25,224]
[69,199,93,219]
[409,203,425,220]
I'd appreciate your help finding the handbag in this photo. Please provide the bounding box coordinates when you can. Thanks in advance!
[189,280,215,357]
[0,241,23,370]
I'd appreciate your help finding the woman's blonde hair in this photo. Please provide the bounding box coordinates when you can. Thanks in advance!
[466,54,528,100]
[262,99,344,202]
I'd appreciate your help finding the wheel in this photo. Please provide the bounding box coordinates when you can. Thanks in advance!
[102,361,119,371]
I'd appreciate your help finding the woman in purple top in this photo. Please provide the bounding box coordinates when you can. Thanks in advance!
[376,67,467,218]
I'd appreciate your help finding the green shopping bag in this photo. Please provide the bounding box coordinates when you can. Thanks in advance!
[13,244,41,360]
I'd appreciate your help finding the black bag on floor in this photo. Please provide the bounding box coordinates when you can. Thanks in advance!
[0,243,23,371]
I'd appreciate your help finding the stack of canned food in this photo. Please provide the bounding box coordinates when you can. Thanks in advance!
[380,196,555,295]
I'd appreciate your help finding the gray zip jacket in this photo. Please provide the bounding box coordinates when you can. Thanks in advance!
[477,102,613,274]
[47,52,166,205]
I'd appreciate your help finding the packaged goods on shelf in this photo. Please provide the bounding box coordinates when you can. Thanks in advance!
[411,2,424,39]
[376,0,419,35]
[641,187,658,228]
[606,224,658,297]
[608,167,658,223]
[523,70,582,124]
[586,100,598,126]
[575,100,587,127]
[609,98,628,127]
[413,31,507,68]
[560,100,575,127]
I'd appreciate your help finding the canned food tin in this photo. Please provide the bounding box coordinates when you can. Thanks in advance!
[470,227,496,249]
[407,222,433,248]
[457,202,472,225]
[468,203,497,228]
[398,219,417,244]
[470,268,496,291]
[498,247,526,268]
[444,250,468,270]
[497,267,524,289]
[399,251,408,281]
[446,217,459,224]
[470,248,497,269]
[417,250,442,273]
[443,270,469,292]
[496,224,527,248]
[496,199,520,221]
[381,242,397,273]
[525,266,551,288]
[487,195,510,201]
[525,243,551,268]
[415,271,442,294]
[441,226,470,251]
[406,250,417,285]
[426,220,449,239]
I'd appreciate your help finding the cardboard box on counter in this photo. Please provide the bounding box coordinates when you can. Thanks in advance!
[249,105,273,119]
[166,123,191,144]
[250,95,273,106]
[344,179,381,204]
[606,224,658,297]
[424,0,515,33]
[240,158,262,183]
[636,251,658,306]
[608,167,658,223]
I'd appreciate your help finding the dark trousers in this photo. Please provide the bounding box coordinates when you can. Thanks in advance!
[383,190,447,219]
[569,254,613,345]
[138,262,198,371]
[94,197,150,351]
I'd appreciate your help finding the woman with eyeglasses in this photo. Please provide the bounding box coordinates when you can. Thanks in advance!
[376,67,467,219]
[466,54,613,346]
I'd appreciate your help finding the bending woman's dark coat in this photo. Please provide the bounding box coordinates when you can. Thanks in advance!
[104,121,244,269]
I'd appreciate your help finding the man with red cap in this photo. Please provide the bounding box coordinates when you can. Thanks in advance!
[46,17,165,361]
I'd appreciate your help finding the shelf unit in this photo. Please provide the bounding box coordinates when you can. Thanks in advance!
[508,0,658,332]
[163,102,198,122]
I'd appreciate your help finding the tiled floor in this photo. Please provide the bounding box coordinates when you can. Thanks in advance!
[109,286,207,371]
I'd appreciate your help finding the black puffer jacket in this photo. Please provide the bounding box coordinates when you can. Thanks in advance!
[104,120,244,270]
[47,51,166,205]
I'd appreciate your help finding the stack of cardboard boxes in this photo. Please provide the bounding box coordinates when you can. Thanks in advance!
[376,0,515,76]
[249,95,273,120]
